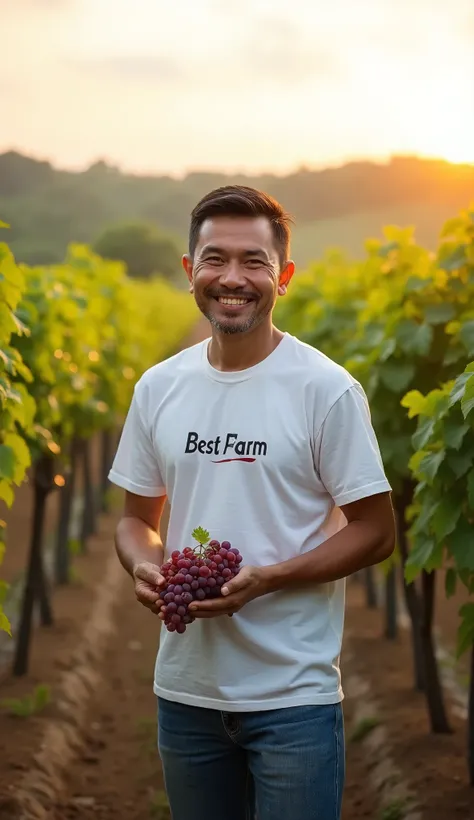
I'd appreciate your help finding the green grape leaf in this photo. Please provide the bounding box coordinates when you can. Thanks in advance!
[405,535,437,581]
[423,303,456,324]
[461,374,474,418]
[410,496,439,536]
[431,495,462,541]
[439,244,467,272]
[0,445,15,481]
[405,275,427,292]
[440,216,465,237]
[468,469,474,510]
[443,419,470,450]
[417,449,445,483]
[444,567,457,598]
[379,362,415,393]
[0,481,14,507]
[401,389,426,418]
[456,603,474,658]
[459,321,474,356]
[192,527,210,545]
[447,519,474,571]
[449,371,472,406]
[412,416,436,451]
[443,345,465,366]
[396,321,433,356]
[0,609,11,636]
[446,450,474,479]
[3,433,31,483]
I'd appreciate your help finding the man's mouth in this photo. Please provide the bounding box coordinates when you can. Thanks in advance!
[216,296,253,306]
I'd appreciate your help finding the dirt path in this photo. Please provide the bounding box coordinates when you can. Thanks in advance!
[53,557,378,820]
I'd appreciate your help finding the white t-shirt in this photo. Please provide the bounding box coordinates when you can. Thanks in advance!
[109,332,391,712]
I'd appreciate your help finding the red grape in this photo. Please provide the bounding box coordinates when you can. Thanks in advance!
[158,534,244,634]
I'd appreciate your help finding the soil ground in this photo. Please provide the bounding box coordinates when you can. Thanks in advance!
[344,582,473,820]
[0,320,472,819]
[2,525,471,819]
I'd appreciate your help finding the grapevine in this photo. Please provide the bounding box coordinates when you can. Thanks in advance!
[275,202,474,761]
[0,229,35,635]
[0,228,198,678]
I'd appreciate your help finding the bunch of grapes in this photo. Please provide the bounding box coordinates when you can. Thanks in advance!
[157,527,243,634]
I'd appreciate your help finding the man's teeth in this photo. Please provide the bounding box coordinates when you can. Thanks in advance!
[218,297,250,305]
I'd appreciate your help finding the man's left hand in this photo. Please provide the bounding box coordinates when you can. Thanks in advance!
[187,565,268,618]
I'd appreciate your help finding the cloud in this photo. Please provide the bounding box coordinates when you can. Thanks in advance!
[239,17,341,85]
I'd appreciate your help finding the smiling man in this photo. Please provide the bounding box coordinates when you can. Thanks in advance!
[109,185,395,820]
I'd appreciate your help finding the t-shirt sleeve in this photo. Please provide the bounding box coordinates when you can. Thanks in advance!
[108,384,166,497]
[315,383,391,507]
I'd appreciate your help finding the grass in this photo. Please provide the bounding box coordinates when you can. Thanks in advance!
[149,788,170,819]
[0,683,51,717]
[136,716,157,756]
[379,798,409,820]
[350,715,380,743]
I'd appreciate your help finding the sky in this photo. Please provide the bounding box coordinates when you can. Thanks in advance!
[2,0,474,176]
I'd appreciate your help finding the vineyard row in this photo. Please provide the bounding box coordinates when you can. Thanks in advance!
[275,203,474,782]
[0,228,198,669]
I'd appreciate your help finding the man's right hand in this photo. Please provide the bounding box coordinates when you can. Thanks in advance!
[132,562,165,614]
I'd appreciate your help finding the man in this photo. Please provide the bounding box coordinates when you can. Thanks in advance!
[108,185,395,820]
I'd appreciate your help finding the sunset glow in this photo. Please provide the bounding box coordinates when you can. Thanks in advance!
[2,0,474,174]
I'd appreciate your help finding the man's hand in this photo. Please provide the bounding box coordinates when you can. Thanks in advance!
[133,561,165,615]
[184,565,268,619]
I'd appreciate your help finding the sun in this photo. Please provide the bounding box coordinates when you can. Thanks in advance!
[438,146,474,165]
[416,132,474,166]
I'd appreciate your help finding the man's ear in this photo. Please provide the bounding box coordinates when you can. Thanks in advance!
[278,260,295,296]
[182,254,193,292]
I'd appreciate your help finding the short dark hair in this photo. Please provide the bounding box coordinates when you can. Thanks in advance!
[189,185,293,266]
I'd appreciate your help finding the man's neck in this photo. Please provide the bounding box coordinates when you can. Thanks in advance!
[207,323,284,372]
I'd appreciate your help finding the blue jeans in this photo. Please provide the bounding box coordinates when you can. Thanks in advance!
[157,697,345,820]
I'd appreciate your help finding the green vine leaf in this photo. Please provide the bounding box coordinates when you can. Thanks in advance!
[192,527,210,545]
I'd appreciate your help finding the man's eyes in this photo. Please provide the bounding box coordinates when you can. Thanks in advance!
[204,257,264,266]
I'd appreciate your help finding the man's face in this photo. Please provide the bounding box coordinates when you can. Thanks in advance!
[183,215,293,335]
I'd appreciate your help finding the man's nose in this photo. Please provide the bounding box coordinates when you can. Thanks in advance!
[218,260,247,289]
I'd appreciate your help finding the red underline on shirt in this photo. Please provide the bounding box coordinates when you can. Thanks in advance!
[211,457,256,463]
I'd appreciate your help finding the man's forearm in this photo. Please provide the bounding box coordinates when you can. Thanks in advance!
[261,519,394,594]
[115,515,164,577]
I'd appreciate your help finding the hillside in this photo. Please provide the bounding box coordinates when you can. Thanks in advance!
[0,151,473,267]
[290,201,464,268]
